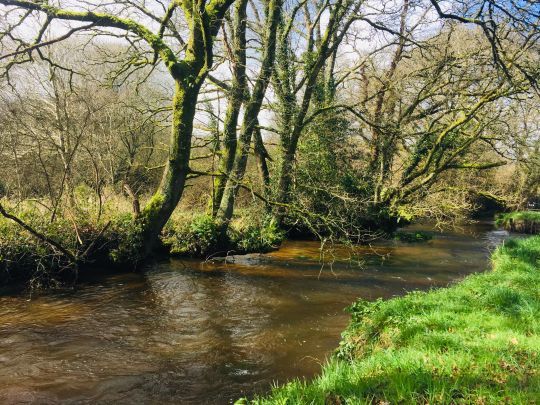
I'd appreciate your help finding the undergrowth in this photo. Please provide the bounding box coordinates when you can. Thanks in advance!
[0,203,284,287]
[162,213,284,257]
[496,211,540,234]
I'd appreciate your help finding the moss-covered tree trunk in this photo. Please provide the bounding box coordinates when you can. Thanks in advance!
[139,80,203,254]
[272,0,356,225]
[216,0,283,231]
[135,0,236,254]
[211,0,248,216]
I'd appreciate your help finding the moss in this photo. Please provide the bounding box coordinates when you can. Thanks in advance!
[250,236,540,404]
[139,192,165,225]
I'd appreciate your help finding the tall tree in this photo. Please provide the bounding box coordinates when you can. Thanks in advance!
[215,0,283,231]
[0,0,236,255]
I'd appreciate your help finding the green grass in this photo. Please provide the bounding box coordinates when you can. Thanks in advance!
[249,236,540,404]
[496,211,540,234]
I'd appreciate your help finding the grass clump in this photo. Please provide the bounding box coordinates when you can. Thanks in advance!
[496,211,540,234]
[250,236,540,404]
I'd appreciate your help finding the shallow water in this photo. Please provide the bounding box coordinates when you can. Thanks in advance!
[0,223,510,404]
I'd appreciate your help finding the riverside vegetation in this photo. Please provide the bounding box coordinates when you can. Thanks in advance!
[0,1,539,289]
[0,197,284,287]
[250,235,540,404]
[496,211,540,235]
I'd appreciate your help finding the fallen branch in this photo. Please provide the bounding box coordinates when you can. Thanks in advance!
[0,202,77,264]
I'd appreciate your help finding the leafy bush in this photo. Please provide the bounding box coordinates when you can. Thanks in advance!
[231,216,284,253]
[163,213,285,257]
[163,214,224,257]
[107,213,145,265]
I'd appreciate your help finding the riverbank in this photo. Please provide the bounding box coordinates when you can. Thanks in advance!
[251,235,540,404]
[0,206,285,288]
[496,211,540,234]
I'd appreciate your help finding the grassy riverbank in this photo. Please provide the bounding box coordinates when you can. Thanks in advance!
[496,211,540,234]
[252,236,540,404]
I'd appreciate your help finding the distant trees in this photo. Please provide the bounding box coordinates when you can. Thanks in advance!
[0,55,167,219]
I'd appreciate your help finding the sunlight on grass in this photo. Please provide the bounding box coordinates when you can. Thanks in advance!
[249,236,540,404]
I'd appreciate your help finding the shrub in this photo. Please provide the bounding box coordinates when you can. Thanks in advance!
[0,205,146,288]
[107,213,145,265]
[231,216,284,253]
[163,214,224,257]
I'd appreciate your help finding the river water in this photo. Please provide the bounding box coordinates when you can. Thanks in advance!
[0,223,510,404]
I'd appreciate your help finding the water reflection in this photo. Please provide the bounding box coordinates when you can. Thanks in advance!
[0,223,510,404]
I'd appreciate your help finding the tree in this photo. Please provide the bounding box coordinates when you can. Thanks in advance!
[215,0,282,231]
[0,0,236,255]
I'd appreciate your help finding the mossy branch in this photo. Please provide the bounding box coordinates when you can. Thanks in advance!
[0,0,184,78]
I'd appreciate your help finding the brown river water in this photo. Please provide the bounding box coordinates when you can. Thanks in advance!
[0,223,511,404]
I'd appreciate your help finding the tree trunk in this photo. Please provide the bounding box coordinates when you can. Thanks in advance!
[212,0,248,216]
[139,79,203,254]
[254,125,271,207]
[216,0,283,231]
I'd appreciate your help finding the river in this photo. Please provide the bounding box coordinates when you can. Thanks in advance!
[0,222,510,404]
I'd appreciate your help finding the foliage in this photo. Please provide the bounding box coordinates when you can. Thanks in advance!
[251,236,540,404]
[0,199,155,288]
[107,213,146,265]
[496,211,540,234]
[163,212,285,257]
[0,209,110,288]
[163,214,224,257]
[230,215,284,253]
[0,215,68,288]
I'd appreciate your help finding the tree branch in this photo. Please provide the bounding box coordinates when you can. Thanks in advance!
[0,202,77,263]
[0,0,183,77]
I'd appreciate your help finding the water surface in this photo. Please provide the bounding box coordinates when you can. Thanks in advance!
[0,223,509,404]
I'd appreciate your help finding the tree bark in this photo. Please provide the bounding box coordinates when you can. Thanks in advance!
[139,79,204,254]
[212,0,248,216]
[216,0,283,231]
